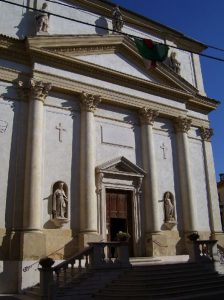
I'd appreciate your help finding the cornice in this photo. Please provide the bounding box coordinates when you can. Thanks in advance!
[0,35,29,65]
[28,46,194,101]
[26,35,201,94]
[0,65,209,127]
[0,66,29,83]
[0,33,218,112]
[32,69,209,127]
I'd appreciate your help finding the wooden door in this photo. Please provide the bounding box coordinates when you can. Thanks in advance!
[106,189,133,255]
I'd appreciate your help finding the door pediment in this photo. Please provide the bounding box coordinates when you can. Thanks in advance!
[96,156,146,178]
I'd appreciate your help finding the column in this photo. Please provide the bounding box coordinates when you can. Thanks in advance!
[139,107,160,234]
[200,127,222,234]
[175,116,197,232]
[22,79,51,258]
[79,92,101,239]
[23,79,52,230]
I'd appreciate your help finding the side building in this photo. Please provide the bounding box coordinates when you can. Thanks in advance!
[218,174,224,230]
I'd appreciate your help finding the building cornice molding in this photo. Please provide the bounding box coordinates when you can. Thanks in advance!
[32,69,209,127]
[0,34,218,111]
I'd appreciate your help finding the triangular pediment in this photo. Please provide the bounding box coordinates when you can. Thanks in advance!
[26,34,198,95]
[96,156,146,177]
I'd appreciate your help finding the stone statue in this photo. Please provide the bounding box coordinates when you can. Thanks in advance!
[112,5,124,33]
[169,52,181,74]
[35,3,49,33]
[164,191,175,222]
[52,181,68,219]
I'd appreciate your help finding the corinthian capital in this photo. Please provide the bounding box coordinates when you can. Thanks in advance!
[200,126,213,141]
[29,79,52,102]
[80,92,101,113]
[139,107,159,125]
[174,116,192,133]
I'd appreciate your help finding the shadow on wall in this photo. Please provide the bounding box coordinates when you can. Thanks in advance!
[15,10,36,38]
[95,16,109,35]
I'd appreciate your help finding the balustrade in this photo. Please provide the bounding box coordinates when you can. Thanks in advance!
[39,242,130,298]
[189,239,218,263]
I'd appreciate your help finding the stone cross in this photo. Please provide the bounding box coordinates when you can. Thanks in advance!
[56,123,66,143]
[160,142,167,159]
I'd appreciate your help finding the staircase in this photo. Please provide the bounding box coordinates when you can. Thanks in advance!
[26,241,224,299]
[93,262,224,299]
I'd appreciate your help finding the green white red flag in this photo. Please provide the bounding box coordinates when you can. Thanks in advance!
[134,38,169,68]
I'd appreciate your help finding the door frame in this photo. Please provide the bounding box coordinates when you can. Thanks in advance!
[95,157,146,257]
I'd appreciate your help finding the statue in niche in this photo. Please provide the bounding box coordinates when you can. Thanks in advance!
[52,181,68,219]
[35,3,49,33]
[169,52,181,74]
[163,191,175,222]
[112,6,124,33]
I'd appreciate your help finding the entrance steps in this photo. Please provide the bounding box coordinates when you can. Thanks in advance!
[25,256,224,299]
[94,261,224,299]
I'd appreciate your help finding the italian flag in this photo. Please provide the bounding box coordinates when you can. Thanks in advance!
[134,38,169,68]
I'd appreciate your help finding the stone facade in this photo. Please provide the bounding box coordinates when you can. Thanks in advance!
[0,0,223,293]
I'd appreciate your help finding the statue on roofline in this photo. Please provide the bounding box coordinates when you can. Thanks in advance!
[35,2,49,33]
[169,51,181,74]
[112,5,124,33]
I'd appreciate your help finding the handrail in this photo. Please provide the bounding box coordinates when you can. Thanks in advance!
[53,245,93,271]
[153,239,168,247]
[217,244,224,264]
[23,245,67,272]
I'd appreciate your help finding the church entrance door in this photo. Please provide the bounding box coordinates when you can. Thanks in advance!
[106,189,133,256]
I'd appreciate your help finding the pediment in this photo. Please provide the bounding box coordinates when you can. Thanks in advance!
[96,156,146,177]
[26,34,198,95]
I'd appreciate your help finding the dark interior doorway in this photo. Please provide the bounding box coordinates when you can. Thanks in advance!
[106,189,133,256]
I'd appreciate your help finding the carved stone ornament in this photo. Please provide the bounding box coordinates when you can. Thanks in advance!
[200,126,214,141]
[0,120,8,133]
[175,116,192,133]
[29,79,52,102]
[163,191,176,230]
[35,2,49,34]
[139,107,159,125]
[169,52,181,74]
[52,181,69,227]
[80,91,101,113]
[112,5,124,33]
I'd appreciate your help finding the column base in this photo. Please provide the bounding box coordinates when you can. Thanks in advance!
[20,231,46,260]
[79,232,102,249]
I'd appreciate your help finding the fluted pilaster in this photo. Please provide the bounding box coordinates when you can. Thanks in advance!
[175,116,197,232]
[23,79,51,230]
[139,107,160,233]
[199,127,222,233]
[79,92,101,233]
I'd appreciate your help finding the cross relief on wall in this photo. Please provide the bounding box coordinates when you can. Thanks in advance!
[55,123,66,142]
[160,142,168,159]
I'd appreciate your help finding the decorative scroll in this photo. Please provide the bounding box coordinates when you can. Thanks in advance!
[175,116,192,133]
[200,126,213,141]
[139,107,159,125]
[80,91,101,113]
[0,120,8,133]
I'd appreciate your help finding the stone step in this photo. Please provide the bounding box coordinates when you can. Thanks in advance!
[102,276,224,293]
[109,273,224,287]
[113,271,217,283]
[94,282,224,299]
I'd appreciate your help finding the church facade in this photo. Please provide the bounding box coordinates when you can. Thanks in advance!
[0,0,223,292]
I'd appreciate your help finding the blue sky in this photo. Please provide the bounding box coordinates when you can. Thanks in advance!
[111,0,224,181]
